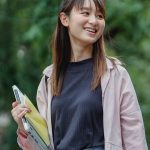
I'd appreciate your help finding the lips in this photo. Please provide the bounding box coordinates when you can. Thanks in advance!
[84,27,97,33]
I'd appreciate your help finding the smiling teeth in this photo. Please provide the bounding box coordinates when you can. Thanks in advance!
[85,28,96,33]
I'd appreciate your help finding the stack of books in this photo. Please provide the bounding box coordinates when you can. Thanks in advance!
[12,85,53,150]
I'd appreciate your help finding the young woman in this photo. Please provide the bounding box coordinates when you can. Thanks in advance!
[11,0,148,149]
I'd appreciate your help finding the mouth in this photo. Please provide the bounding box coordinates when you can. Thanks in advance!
[84,27,97,34]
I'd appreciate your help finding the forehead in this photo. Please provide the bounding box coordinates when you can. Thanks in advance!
[74,0,102,12]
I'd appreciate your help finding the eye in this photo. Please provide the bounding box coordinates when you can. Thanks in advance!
[81,11,89,16]
[97,13,104,19]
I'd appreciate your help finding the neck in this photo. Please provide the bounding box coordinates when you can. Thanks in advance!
[70,43,93,62]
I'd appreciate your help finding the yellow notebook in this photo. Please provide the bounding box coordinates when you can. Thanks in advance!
[24,95,50,146]
[12,85,52,149]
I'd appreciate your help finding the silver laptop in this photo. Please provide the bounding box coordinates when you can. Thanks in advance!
[12,85,52,150]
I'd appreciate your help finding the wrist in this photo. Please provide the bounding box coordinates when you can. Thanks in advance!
[18,128,28,138]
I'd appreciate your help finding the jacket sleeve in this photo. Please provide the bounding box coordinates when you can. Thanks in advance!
[17,76,47,150]
[119,67,148,150]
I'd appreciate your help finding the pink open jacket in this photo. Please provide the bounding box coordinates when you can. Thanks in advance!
[17,59,148,150]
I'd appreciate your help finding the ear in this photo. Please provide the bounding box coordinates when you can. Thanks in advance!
[59,12,69,27]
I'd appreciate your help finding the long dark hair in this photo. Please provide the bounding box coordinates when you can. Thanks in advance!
[51,0,107,96]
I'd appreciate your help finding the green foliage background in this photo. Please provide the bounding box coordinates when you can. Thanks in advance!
[0,0,149,149]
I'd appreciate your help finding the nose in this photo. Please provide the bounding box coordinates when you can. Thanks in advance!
[88,15,97,25]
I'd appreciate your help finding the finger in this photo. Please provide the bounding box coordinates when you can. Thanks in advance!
[12,101,19,108]
[12,106,30,118]
[12,109,26,122]
[18,103,31,109]
[20,105,31,112]
[18,109,29,118]
[14,103,31,111]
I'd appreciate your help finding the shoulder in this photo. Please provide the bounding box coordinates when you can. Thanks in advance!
[37,64,53,95]
[42,64,53,78]
[106,57,130,79]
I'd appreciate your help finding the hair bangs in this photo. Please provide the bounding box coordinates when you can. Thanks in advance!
[73,0,86,10]
[93,0,105,18]
[74,0,105,18]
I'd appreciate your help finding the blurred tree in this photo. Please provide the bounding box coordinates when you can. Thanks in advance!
[0,0,16,111]
[0,0,59,149]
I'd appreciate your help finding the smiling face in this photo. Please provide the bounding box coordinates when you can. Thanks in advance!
[60,0,105,47]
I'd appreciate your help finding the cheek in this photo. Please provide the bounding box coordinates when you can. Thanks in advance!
[101,22,105,32]
[98,21,105,35]
[76,19,87,27]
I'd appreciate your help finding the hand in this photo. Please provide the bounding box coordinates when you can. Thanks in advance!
[11,101,31,132]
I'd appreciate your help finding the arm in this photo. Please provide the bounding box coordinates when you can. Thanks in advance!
[120,68,148,150]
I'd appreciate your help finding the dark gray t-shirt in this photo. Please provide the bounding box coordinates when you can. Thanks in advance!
[51,58,104,150]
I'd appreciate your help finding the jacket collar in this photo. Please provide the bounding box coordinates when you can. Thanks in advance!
[101,57,122,103]
[106,57,122,70]
[43,65,53,78]
[106,58,113,70]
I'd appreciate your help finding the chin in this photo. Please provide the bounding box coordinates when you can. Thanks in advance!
[85,38,98,44]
